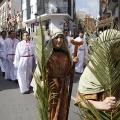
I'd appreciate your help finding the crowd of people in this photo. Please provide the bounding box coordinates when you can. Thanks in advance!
[0,28,119,120]
[0,28,93,120]
[0,30,36,94]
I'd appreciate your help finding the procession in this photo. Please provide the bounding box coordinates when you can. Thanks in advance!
[0,0,120,120]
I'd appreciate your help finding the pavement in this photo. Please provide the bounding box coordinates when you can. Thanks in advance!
[0,71,81,120]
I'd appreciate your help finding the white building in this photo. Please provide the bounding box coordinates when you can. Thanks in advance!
[0,0,7,31]
[0,0,22,32]
[22,0,75,37]
[76,11,86,20]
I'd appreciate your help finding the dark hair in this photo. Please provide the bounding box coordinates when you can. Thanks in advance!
[64,29,69,32]
[22,31,29,36]
[79,30,84,34]
[8,30,15,35]
[1,31,6,35]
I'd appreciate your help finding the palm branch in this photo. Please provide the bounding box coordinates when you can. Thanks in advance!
[77,25,120,120]
[33,18,48,120]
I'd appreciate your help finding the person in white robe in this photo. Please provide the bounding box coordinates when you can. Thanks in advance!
[44,30,50,46]
[64,30,73,54]
[13,31,36,94]
[3,30,19,81]
[0,31,7,77]
[72,30,88,73]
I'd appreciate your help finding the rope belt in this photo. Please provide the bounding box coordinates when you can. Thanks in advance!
[22,55,34,57]
[79,49,84,50]
[7,54,15,55]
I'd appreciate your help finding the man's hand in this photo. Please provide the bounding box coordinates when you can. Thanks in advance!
[100,97,116,110]
[72,56,79,63]
[86,97,117,111]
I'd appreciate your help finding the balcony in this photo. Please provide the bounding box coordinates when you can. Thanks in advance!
[108,0,118,11]
[103,5,111,17]
[45,7,68,14]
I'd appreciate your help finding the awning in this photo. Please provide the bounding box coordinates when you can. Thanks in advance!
[96,16,115,28]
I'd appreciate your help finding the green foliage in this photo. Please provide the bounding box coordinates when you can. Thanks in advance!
[34,18,48,120]
[77,28,120,120]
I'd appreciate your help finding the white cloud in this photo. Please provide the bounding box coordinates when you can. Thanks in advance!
[79,8,89,13]
[76,0,99,18]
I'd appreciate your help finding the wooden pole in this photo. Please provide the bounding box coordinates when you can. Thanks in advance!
[66,40,83,120]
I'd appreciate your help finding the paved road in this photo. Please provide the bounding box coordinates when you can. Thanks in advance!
[0,71,81,120]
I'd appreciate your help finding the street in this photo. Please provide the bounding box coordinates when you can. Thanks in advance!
[0,71,81,120]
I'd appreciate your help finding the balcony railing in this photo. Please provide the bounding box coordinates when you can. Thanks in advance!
[45,7,68,14]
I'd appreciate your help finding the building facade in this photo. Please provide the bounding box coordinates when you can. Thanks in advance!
[0,0,24,39]
[22,0,75,37]
[84,14,95,32]
[0,0,8,31]
[98,0,119,30]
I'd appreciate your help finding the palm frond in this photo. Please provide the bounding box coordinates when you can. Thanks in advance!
[33,17,48,120]
[78,25,120,119]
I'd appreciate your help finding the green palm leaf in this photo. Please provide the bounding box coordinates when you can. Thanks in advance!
[33,17,48,120]
[78,28,120,119]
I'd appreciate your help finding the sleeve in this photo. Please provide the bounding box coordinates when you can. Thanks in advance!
[3,40,7,60]
[74,92,98,105]
[84,38,89,64]
[0,41,2,57]
[74,91,106,106]
[13,44,20,68]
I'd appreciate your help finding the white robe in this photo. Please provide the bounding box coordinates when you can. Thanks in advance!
[3,38,19,80]
[13,40,35,93]
[45,35,50,46]
[73,37,88,73]
[0,37,7,72]
[66,36,73,54]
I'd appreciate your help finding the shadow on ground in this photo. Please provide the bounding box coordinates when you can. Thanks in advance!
[0,75,19,91]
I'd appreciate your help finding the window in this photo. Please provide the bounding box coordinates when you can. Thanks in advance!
[42,20,50,30]
[31,23,34,32]
[22,9,27,20]
[22,0,26,4]
[28,28,30,35]
[31,5,33,14]
[63,1,68,7]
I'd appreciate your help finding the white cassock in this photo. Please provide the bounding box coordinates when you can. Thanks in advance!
[73,37,88,73]
[45,35,50,46]
[0,37,7,72]
[66,36,73,54]
[3,38,19,80]
[13,40,36,93]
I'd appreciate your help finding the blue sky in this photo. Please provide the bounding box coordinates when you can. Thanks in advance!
[76,0,99,18]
